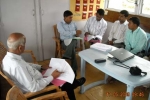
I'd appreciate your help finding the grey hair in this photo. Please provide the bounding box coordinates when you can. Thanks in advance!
[7,36,25,50]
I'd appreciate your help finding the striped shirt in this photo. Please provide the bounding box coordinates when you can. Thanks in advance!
[84,16,107,40]
[108,20,128,43]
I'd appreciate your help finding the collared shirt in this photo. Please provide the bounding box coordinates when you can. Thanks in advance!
[108,20,128,43]
[2,52,53,93]
[125,27,147,54]
[84,16,107,40]
[57,20,77,40]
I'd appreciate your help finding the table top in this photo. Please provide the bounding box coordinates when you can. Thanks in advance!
[79,48,150,87]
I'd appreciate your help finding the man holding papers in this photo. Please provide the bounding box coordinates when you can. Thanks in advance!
[84,9,107,49]
[2,33,85,100]
[57,10,81,75]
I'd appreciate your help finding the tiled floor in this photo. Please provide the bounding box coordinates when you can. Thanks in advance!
[38,56,149,100]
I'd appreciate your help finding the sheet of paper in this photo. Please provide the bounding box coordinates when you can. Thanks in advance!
[90,43,113,53]
[87,35,95,41]
[64,39,72,46]
[42,58,75,85]
[73,37,83,40]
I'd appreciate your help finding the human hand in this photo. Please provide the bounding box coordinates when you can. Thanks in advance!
[41,64,50,70]
[75,30,82,36]
[51,70,62,79]
[84,32,90,37]
[109,41,113,45]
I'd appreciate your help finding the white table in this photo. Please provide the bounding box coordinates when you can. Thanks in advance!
[79,48,150,100]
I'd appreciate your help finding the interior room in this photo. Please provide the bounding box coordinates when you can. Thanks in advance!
[0,0,150,100]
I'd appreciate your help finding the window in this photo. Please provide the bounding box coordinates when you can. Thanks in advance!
[141,0,150,15]
[105,0,150,16]
[108,0,136,12]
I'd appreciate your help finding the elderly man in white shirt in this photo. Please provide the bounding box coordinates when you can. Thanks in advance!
[84,9,107,49]
[2,33,85,100]
[108,10,129,48]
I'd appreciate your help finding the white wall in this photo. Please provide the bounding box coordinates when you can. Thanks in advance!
[0,0,113,61]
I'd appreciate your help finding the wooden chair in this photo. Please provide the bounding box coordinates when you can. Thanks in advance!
[0,42,38,64]
[0,42,68,99]
[6,85,69,100]
[53,24,83,58]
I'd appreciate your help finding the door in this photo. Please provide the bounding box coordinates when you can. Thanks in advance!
[0,0,39,62]
[40,0,69,59]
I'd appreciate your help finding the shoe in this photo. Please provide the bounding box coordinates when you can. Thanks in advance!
[73,77,86,89]
[76,77,86,86]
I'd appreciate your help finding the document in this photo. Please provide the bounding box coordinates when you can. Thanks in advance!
[73,37,83,40]
[64,37,82,46]
[64,39,72,46]
[42,58,75,86]
[90,43,112,53]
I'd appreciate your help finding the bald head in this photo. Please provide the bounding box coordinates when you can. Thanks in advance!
[7,33,25,50]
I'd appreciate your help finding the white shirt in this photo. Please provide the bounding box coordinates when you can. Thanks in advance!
[108,20,128,43]
[2,52,53,93]
[84,16,107,40]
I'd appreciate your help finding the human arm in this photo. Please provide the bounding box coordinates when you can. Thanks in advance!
[14,64,54,92]
[124,30,131,51]
[108,22,116,42]
[84,18,91,36]
[114,25,128,43]
[95,20,107,40]
[57,22,77,40]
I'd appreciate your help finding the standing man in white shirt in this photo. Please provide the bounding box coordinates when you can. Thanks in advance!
[2,33,85,100]
[108,10,129,48]
[84,9,107,49]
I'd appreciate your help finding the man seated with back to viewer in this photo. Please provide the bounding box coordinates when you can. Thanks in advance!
[108,10,129,48]
[84,9,107,49]
[124,17,147,56]
[57,10,82,76]
[2,33,86,100]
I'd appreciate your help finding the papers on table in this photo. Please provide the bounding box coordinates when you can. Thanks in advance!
[90,43,112,53]
[42,58,75,86]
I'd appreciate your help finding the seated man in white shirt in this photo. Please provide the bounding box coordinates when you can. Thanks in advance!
[108,10,129,48]
[84,9,107,49]
[2,33,86,100]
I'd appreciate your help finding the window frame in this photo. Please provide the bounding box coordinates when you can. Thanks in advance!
[104,0,150,18]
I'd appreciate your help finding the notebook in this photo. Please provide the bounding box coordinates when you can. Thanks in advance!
[109,48,134,62]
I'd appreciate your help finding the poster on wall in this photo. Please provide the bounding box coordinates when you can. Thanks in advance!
[96,5,100,11]
[70,0,103,21]
[97,0,100,4]
[83,4,87,11]
[89,5,93,11]
[83,0,87,4]
[90,0,94,3]
[82,12,87,19]
[76,0,80,3]
[75,4,80,11]
[88,12,93,18]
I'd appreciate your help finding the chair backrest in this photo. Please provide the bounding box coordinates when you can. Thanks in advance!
[53,24,60,39]
[0,42,7,64]
[0,65,15,86]
[6,85,27,100]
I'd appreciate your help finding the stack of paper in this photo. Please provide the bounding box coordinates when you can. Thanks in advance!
[90,43,112,53]
[42,58,75,86]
